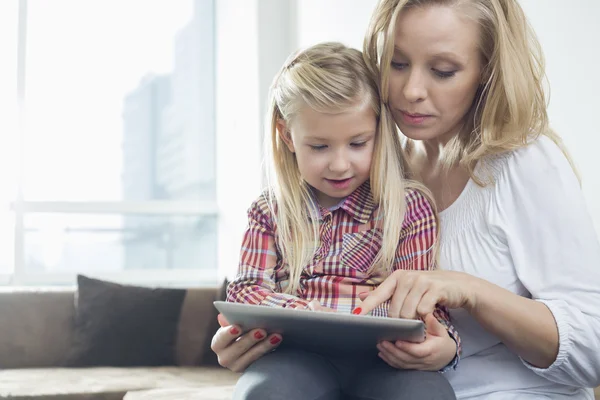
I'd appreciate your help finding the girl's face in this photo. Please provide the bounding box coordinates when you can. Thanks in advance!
[388,5,483,144]
[280,102,377,208]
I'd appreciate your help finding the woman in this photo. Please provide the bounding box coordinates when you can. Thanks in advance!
[211,1,600,398]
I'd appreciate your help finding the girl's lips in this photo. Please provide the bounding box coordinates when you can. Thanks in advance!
[326,178,353,189]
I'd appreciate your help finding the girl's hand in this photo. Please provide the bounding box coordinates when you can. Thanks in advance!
[210,314,282,372]
[377,313,457,371]
[356,270,479,319]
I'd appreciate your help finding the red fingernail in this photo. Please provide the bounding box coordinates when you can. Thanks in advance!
[270,336,281,345]
[352,307,362,315]
[359,291,369,296]
[254,331,265,340]
[230,327,239,335]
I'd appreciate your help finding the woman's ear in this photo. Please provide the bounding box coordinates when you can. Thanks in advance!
[276,119,295,153]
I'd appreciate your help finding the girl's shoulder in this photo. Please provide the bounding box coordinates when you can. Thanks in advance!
[247,191,277,227]
[403,187,436,222]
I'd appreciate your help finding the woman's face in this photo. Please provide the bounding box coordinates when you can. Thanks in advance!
[388,5,483,144]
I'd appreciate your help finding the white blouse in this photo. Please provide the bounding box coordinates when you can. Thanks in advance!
[440,136,600,399]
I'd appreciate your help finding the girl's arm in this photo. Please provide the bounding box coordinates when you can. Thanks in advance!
[227,195,310,309]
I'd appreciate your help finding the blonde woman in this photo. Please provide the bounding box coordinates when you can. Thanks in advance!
[215,42,459,400]
[353,0,600,399]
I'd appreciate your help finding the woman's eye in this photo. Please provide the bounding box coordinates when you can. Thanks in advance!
[391,61,408,70]
[350,141,367,148]
[309,145,327,151]
[432,69,456,79]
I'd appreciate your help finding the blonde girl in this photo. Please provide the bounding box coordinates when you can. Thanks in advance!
[217,42,459,400]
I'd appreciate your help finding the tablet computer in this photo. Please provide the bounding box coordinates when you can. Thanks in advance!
[214,301,425,355]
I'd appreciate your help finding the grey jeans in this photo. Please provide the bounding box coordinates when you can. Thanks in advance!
[233,348,456,400]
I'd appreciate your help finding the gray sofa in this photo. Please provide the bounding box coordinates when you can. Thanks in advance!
[2,288,598,400]
[0,287,239,400]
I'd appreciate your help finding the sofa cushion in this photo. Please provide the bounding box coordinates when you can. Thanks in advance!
[0,288,75,369]
[65,275,187,367]
[0,367,239,400]
[174,279,227,366]
[0,285,222,369]
[124,387,235,400]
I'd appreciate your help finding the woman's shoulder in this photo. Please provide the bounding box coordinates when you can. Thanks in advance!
[482,134,576,187]
[507,134,572,172]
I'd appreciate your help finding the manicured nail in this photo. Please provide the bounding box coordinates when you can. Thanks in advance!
[359,291,369,296]
[230,327,240,335]
[270,336,281,345]
[352,307,362,315]
[254,331,265,340]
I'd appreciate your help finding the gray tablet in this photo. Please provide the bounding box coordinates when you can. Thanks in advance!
[214,301,425,355]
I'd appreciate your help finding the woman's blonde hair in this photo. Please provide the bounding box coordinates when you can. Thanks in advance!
[364,0,578,183]
[265,42,435,295]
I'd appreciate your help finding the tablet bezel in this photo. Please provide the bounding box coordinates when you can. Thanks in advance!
[214,301,425,355]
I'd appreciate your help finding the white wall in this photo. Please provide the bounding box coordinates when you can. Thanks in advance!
[216,0,262,281]
[215,0,297,280]
[296,0,377,50]
[520,0,600,237]
[295,0,600,236]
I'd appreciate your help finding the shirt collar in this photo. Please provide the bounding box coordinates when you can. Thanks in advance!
[311,181,377,224]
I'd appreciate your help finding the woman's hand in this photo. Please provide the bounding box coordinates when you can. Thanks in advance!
[377,313,457,371]
[356,269,479,318]
[210,314,282,372]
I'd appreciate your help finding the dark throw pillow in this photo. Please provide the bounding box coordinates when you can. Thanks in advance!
[65,274,186,367]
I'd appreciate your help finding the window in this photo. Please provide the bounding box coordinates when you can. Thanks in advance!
[4,0,218,286]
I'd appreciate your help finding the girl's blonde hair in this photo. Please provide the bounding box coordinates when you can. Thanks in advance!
[364,0,578,183]
[265,42,435,295]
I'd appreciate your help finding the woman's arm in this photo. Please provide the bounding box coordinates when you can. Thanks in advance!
[488,137,600,386]
[466,278,559,368]
[359,138,600,386]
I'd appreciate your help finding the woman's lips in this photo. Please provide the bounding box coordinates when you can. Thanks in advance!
[400,111,432,125]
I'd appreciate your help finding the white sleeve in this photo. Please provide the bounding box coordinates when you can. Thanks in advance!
[495,136,600,388]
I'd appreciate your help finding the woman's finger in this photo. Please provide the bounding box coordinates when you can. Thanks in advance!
[416,290,439,317]
[354,271,401,315]
[388,273,416,318]
[399,277,430,319]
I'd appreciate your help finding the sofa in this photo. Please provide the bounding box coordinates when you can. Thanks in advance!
[0,286,240,400]
[1,287,598,400]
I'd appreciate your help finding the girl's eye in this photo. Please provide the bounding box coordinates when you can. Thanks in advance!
[432,69,456,79]
[350,141,367,148]
[391,61,408,70]
[309,145,327,151]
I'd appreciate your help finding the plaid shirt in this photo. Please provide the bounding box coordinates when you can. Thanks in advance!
[227,182,460,362]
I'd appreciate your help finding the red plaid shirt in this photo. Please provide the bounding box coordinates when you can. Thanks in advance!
[227,182,460,356]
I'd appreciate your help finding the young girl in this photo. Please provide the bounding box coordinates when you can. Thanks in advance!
[224,42,459,400]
